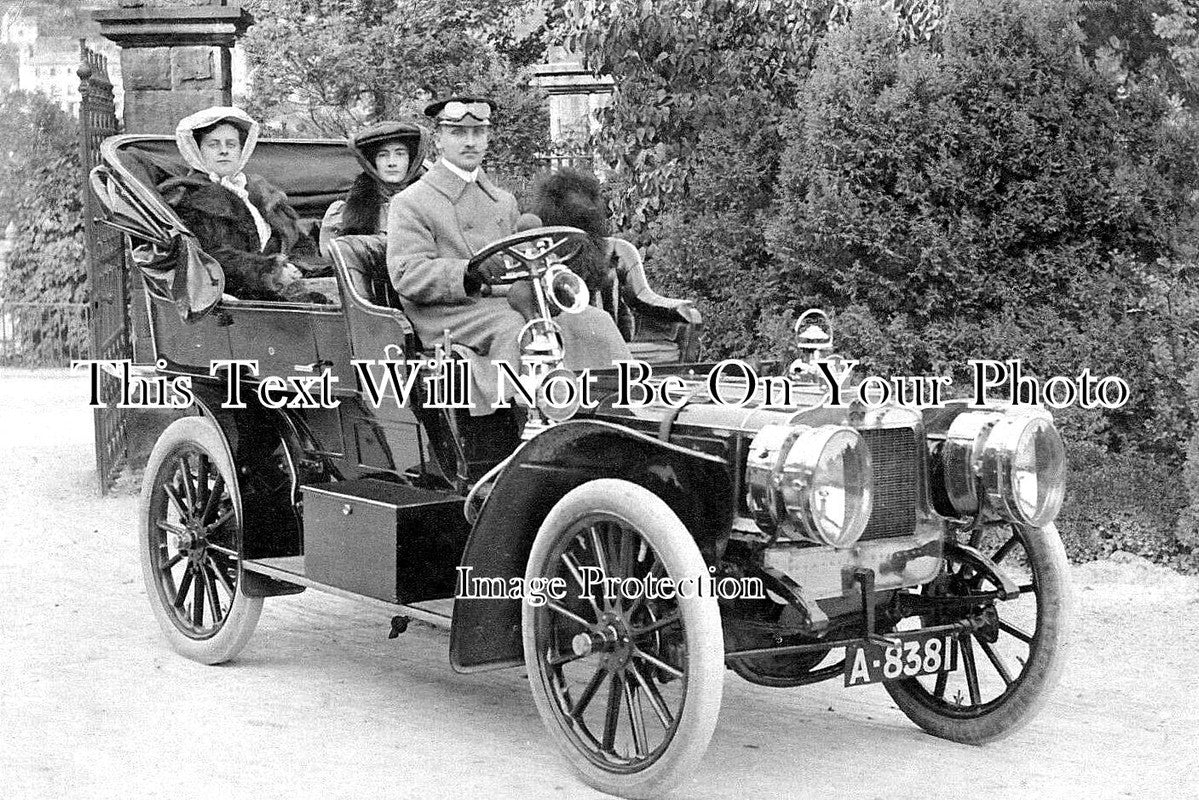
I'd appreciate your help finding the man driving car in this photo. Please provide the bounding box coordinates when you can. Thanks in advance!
[386,94,629,413]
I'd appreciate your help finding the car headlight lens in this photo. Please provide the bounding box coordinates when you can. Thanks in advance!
[942,409,1065,526]
[747,424,873,548]
[986,413,1066,526]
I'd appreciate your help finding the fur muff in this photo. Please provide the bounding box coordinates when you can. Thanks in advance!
[161,173,323,302]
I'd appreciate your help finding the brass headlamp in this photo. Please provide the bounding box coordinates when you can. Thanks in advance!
[940,408,1066,526]
[746,423,874,548]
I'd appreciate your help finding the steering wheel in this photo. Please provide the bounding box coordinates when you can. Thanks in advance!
[465,226,589,282]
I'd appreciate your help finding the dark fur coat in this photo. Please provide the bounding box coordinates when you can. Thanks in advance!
[160,173,324,301]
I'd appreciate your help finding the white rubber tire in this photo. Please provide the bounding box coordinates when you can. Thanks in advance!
[139,416,262,665]
[522,479,724,799]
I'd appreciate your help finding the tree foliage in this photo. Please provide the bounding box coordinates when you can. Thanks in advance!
[240,0,551,185]
[567,0,1199,457]
[559,0,944,355]
[1080,0,1199,106]
[1175,368,1199,555]
[0,90,85,304]
[562,0,849,234]
[0,90,88,363]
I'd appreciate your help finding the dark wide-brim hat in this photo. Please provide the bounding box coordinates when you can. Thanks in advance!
[351,120,424,157]
[423,95,497,127]
[347,119,429,186]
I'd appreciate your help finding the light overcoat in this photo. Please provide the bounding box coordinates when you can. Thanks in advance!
[386,160,630,413]
[387,162,519,304]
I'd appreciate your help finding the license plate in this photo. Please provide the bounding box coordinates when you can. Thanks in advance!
[844,631,958,687]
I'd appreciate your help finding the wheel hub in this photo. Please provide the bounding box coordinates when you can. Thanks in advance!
[573,613,633,665]
[178,520,208,563]
[973,605,1000,644]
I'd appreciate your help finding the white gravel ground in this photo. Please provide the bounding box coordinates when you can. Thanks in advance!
[1,370,1197,800]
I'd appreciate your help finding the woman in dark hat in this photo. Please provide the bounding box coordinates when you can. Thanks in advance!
[160,105,330,303]
[319,120,430,256]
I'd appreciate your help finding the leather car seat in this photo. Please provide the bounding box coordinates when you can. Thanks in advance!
[594,238,703,364]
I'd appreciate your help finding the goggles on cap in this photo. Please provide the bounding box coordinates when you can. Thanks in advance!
[438,101,492,125]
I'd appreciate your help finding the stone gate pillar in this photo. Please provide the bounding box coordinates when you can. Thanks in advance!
[93,1,252,134]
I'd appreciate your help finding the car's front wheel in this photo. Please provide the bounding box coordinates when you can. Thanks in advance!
[522,479,724,799]
[885,522,1071,743]
[139,416,262,664]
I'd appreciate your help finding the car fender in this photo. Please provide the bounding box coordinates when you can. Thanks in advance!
[449,419,734,672]
[186,380,311,596]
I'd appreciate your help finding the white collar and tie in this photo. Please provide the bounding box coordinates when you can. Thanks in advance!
[440,159,480,183]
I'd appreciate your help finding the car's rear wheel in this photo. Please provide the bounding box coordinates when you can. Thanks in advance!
[139,416,262,664]
[885,522,1071,743]
[522,479,724,799]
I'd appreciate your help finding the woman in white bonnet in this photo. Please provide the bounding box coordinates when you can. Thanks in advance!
[159,105,329,303]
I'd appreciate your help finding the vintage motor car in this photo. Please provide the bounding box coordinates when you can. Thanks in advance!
[89,134,1071,799]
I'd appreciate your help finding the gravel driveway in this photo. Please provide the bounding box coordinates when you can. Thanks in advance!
[1,370,1196,799]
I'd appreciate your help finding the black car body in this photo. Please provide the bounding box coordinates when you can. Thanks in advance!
[90,134,1072,799]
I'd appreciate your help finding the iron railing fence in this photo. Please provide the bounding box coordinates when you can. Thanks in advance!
[538,153,600,173]
[0,301,92,367]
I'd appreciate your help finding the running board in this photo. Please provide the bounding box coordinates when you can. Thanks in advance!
[242,556,454,630]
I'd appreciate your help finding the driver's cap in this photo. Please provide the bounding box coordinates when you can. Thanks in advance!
[425,95,496,127]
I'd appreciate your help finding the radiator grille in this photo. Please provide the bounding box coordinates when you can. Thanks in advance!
[859,427,919,540]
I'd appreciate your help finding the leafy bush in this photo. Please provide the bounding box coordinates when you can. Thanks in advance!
[644,117,785,357]
[1058,441,1197,572]
[561,0,866,356]
[0,91,89,363]
[1174,367,1199,554]
[1079,0,1199,106]
[563,0,836,232]
[568,0,1199,571]
[766,0,1199,462]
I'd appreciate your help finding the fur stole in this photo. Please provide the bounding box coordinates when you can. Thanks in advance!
[340,172,393,236]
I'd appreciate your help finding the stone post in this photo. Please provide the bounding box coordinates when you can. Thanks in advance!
[531,46,614,144]
[93,1,252,134]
